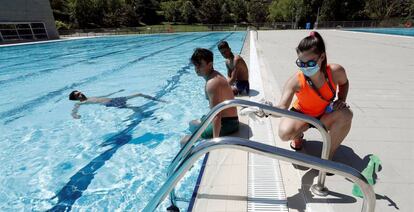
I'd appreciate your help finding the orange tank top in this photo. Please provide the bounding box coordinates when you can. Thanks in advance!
[293,65,337,117]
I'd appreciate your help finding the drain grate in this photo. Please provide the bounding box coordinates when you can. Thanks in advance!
[247,31,288,212]
[248,154,288,212]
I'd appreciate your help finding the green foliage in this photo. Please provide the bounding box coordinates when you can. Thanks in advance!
[55,20,71,30]
[198,0,222,24]
[50,0,73,23]
[221,2,232,23]
[410,0,414,18]
[161,1,181,22]
[268,0,295,22]
[49,0,414,29]
[73,0,100,28]
[248,0,268,24]
[103,0,126,27]
[180,1,197,23]
[229,0,247,23]
[133,0,160,25]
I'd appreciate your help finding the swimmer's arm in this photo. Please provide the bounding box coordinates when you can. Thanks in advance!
[227,58,239,85]
[206,80,222,138]
[277,74,300,109]
[127,93,167,103]
[98,89,125,98]
[140,94,167,102]
[225,59,232,78]
[71,103,81,119]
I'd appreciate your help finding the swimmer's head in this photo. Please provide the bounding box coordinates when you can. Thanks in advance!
[191,48,213,77]
[218,41,232,59]
[69,90,87,101]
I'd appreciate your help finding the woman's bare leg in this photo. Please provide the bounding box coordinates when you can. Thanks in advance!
[320,108,353,159]
[278,117,310,142]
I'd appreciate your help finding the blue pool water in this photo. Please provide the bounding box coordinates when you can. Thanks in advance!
[0,31,246,211]
[349,27,414,37]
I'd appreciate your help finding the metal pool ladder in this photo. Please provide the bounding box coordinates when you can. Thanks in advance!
[143,99,376,212]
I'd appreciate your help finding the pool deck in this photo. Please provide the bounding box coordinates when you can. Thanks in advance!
[192,29,413,212]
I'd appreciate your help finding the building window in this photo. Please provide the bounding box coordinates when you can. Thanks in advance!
[0,22,49,42]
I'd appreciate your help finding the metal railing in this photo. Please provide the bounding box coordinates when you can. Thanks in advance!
[166,99,332,209]
[143,137,376,212]
[0,22,48,42]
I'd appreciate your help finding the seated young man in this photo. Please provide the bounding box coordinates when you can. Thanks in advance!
[218,41,250,95]
[181,48,239,145]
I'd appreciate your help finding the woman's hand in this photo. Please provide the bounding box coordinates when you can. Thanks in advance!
[333,99,349,110]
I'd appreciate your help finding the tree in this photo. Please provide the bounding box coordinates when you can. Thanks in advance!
[73,0,99,28]
[364,0,400,19]
[221,2,232,23]
[133,0,161,25]
[180,0,197,24]
[317,0,365,21]
[161,1,181,23]
[410,0,414,19]
[198,0,222,24]
[388,0,414,19]
[123,7,139,26]
[50,0,72,27]
[103,0,126,27]
[248,0,268,24]
[268,0,296,22]
[229,0,247,23]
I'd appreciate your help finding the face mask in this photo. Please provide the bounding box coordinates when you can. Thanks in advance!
[299,64,319,77]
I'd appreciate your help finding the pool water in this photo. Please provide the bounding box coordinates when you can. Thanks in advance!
[0,31,246,211]
[349,27,414,37]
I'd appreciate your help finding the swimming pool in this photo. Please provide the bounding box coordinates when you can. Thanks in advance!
[349,27,414,37]
[0,31,246,211]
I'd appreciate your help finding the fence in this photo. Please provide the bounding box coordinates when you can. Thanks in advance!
[58,24,249,37]
[2,19,412,41]
[252,19,413,30]
[58,19,414,38]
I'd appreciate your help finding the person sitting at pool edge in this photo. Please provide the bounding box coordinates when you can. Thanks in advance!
[69,89,164,119]
[277,31,353,160]
[181,48,239,145]
[218,41,250,95]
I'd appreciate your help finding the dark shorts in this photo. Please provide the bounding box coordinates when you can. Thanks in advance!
[234,80,250,95]
[290,107,323,128]
[105,97,127,108]
[200,116,240,139]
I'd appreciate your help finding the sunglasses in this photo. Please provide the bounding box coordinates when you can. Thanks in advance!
[295,57,319,68]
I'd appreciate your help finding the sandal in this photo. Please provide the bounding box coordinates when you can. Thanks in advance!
[290,134,305,151]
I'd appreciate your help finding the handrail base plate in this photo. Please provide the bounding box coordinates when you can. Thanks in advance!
[311,184,329,196]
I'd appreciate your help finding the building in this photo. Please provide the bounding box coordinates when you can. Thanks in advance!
[0,0,59,43]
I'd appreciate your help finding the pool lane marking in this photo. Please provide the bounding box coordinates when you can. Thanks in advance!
[47,32,236,211]
[0,33,220,124]
[0,33,192,70]
[0,34,193,85]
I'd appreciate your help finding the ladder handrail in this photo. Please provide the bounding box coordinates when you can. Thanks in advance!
[167,99,331,197]
[143,137,375,212]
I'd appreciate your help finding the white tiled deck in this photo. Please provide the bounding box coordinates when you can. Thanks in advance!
[192,29,413,212]
[256,30,413,212]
